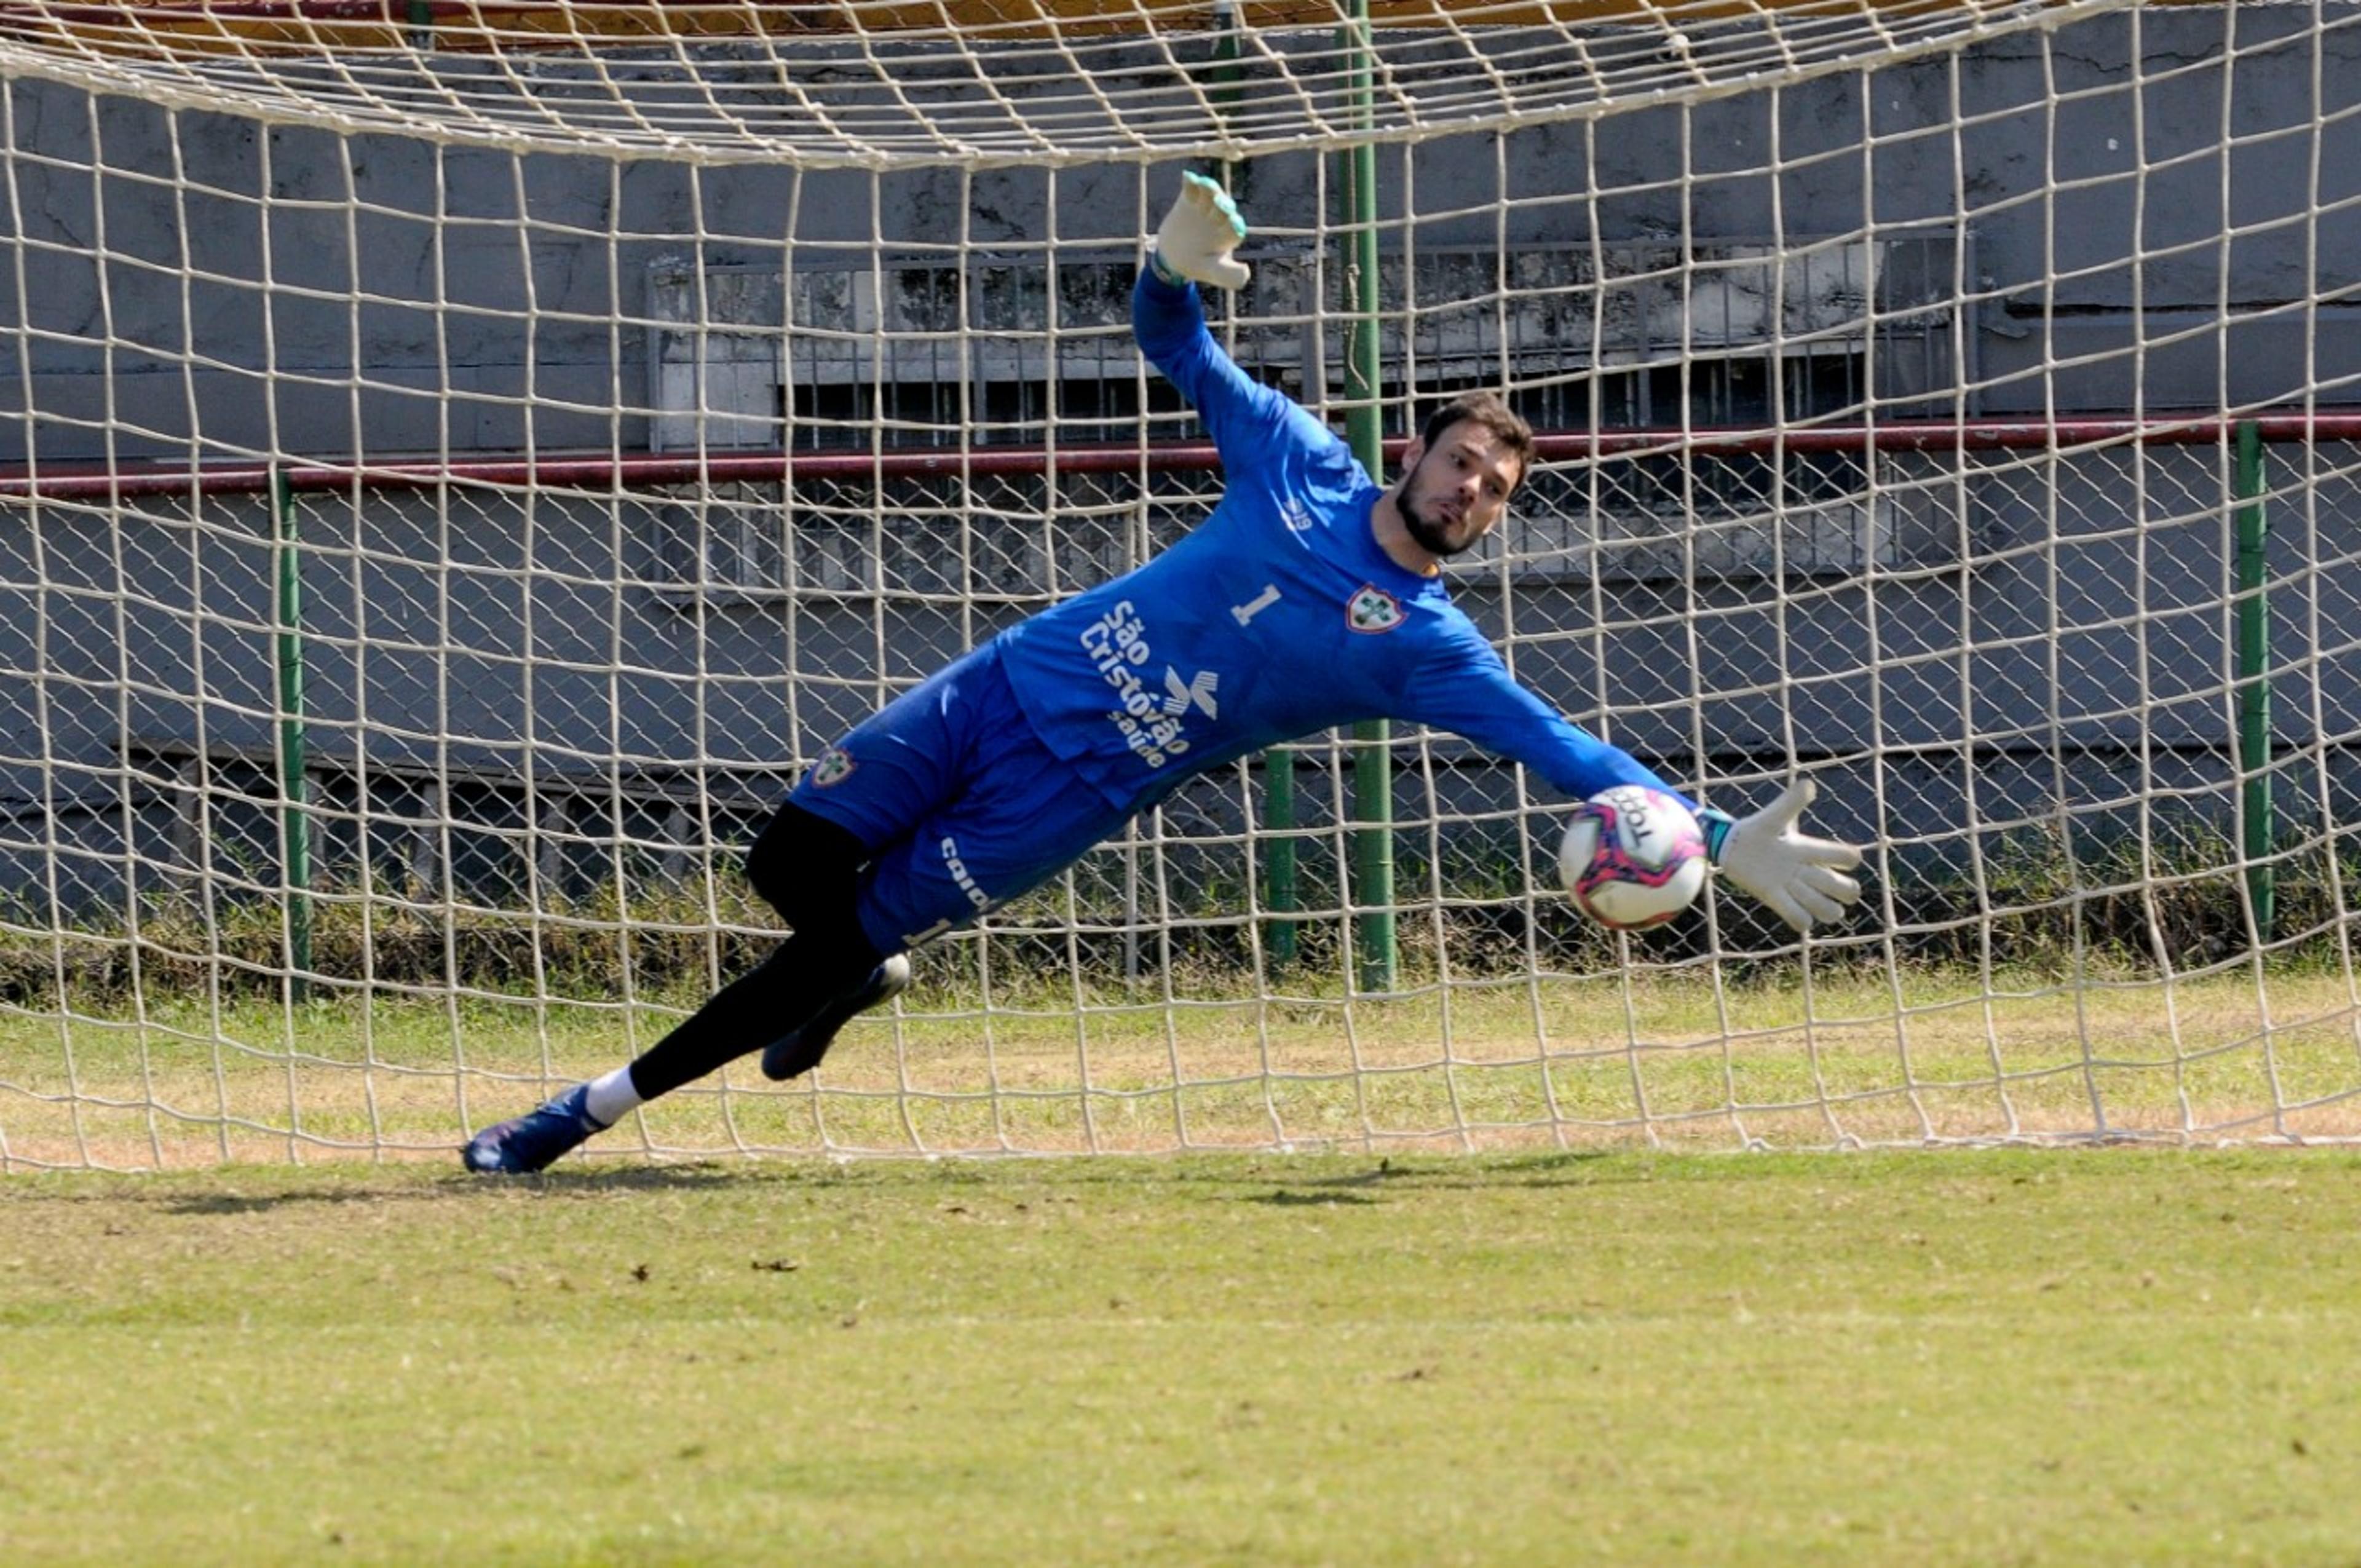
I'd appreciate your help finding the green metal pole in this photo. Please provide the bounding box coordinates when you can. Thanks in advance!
[272,470,312,999]
[1340,0,1394,991]
[1211,0,1247,202]
[2234,419,2274,940]
[1264,750,1298,966]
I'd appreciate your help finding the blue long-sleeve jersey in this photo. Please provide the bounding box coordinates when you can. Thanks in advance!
[994,270,1687,818]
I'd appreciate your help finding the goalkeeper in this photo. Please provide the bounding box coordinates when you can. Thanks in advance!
[464,175,1864,1174]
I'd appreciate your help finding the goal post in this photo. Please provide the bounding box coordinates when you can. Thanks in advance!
[0,0,2358,1168]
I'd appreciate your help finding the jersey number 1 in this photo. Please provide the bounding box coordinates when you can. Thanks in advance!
[1230,584,1281,627]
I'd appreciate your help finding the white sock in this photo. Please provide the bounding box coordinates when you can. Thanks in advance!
[583,1066,643,1128]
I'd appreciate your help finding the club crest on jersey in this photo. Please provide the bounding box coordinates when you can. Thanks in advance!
[807,747,856,788]
[1346,584,1404,634]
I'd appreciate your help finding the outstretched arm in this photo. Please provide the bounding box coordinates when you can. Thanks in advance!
[1401,633,1865,932]
[1133,173,1308,459]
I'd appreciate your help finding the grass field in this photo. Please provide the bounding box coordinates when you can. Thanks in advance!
[9,968,2361,1562]
[6,1147,2361,1566]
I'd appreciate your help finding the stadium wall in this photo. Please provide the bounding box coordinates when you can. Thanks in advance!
[0,5,2355,911]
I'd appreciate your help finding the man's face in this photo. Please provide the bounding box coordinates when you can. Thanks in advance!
[1395,421,1523,560]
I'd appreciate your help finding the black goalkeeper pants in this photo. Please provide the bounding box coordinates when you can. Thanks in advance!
[624,803,888,1102]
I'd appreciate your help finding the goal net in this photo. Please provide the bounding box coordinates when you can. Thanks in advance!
[2,0,2358,1168]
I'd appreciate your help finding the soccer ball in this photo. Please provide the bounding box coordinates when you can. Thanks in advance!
[1557,785,1708,930]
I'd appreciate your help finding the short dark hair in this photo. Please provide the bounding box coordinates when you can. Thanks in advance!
[1418,391,1534,493]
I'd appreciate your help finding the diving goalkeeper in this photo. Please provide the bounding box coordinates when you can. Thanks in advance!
[464,175,1864,1174]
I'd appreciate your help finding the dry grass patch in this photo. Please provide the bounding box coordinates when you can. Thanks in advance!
[4,965,2359,1167]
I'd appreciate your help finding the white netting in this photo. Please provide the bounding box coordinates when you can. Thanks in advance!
[2,0,2360,1168]
[0,1,2126,164]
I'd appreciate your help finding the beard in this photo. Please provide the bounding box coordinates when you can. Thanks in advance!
[1398,485,1473,558]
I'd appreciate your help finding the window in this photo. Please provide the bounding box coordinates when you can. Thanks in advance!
[646,229,1963,593]
[1367,234,1966,582]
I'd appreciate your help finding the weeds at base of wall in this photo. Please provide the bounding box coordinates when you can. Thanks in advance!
[0,830,2351,1009]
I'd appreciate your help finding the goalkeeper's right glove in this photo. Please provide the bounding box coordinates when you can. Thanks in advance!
[1150,170,1251,291]
[1699,778,1865,933]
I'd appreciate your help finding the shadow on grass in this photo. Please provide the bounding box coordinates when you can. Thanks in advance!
[1240,1151,1638,1204]
[1249,1187,1382,1207]
[144,1162,773,1214]
[99,1147,1719,1216]
[1235,1149,1629,1197]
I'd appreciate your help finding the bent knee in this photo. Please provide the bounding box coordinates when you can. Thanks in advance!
[745,804,869,929]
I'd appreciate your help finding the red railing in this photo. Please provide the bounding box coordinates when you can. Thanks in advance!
[5,410,2360,502]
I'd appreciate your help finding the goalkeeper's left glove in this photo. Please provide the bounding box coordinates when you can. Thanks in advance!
[1150,170,1251,290]
[1698,778,1864,933]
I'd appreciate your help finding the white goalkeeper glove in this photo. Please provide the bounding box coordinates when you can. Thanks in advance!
[1150,170,1251,291]
[1700,778,1864,933]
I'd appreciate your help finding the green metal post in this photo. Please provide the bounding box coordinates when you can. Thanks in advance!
[1340,0,1394,991]
[1263,749,1297,965]
[1211,1,1247,202]
[272,470,312,999]
[2234,419,2274,940]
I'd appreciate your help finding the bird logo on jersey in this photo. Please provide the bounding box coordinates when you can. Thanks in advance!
[1346,585,1404,633]
[1162,667,1220,719]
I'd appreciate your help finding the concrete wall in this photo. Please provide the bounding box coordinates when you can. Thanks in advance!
[6,9,2355,463]
[0,5,2355,914]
